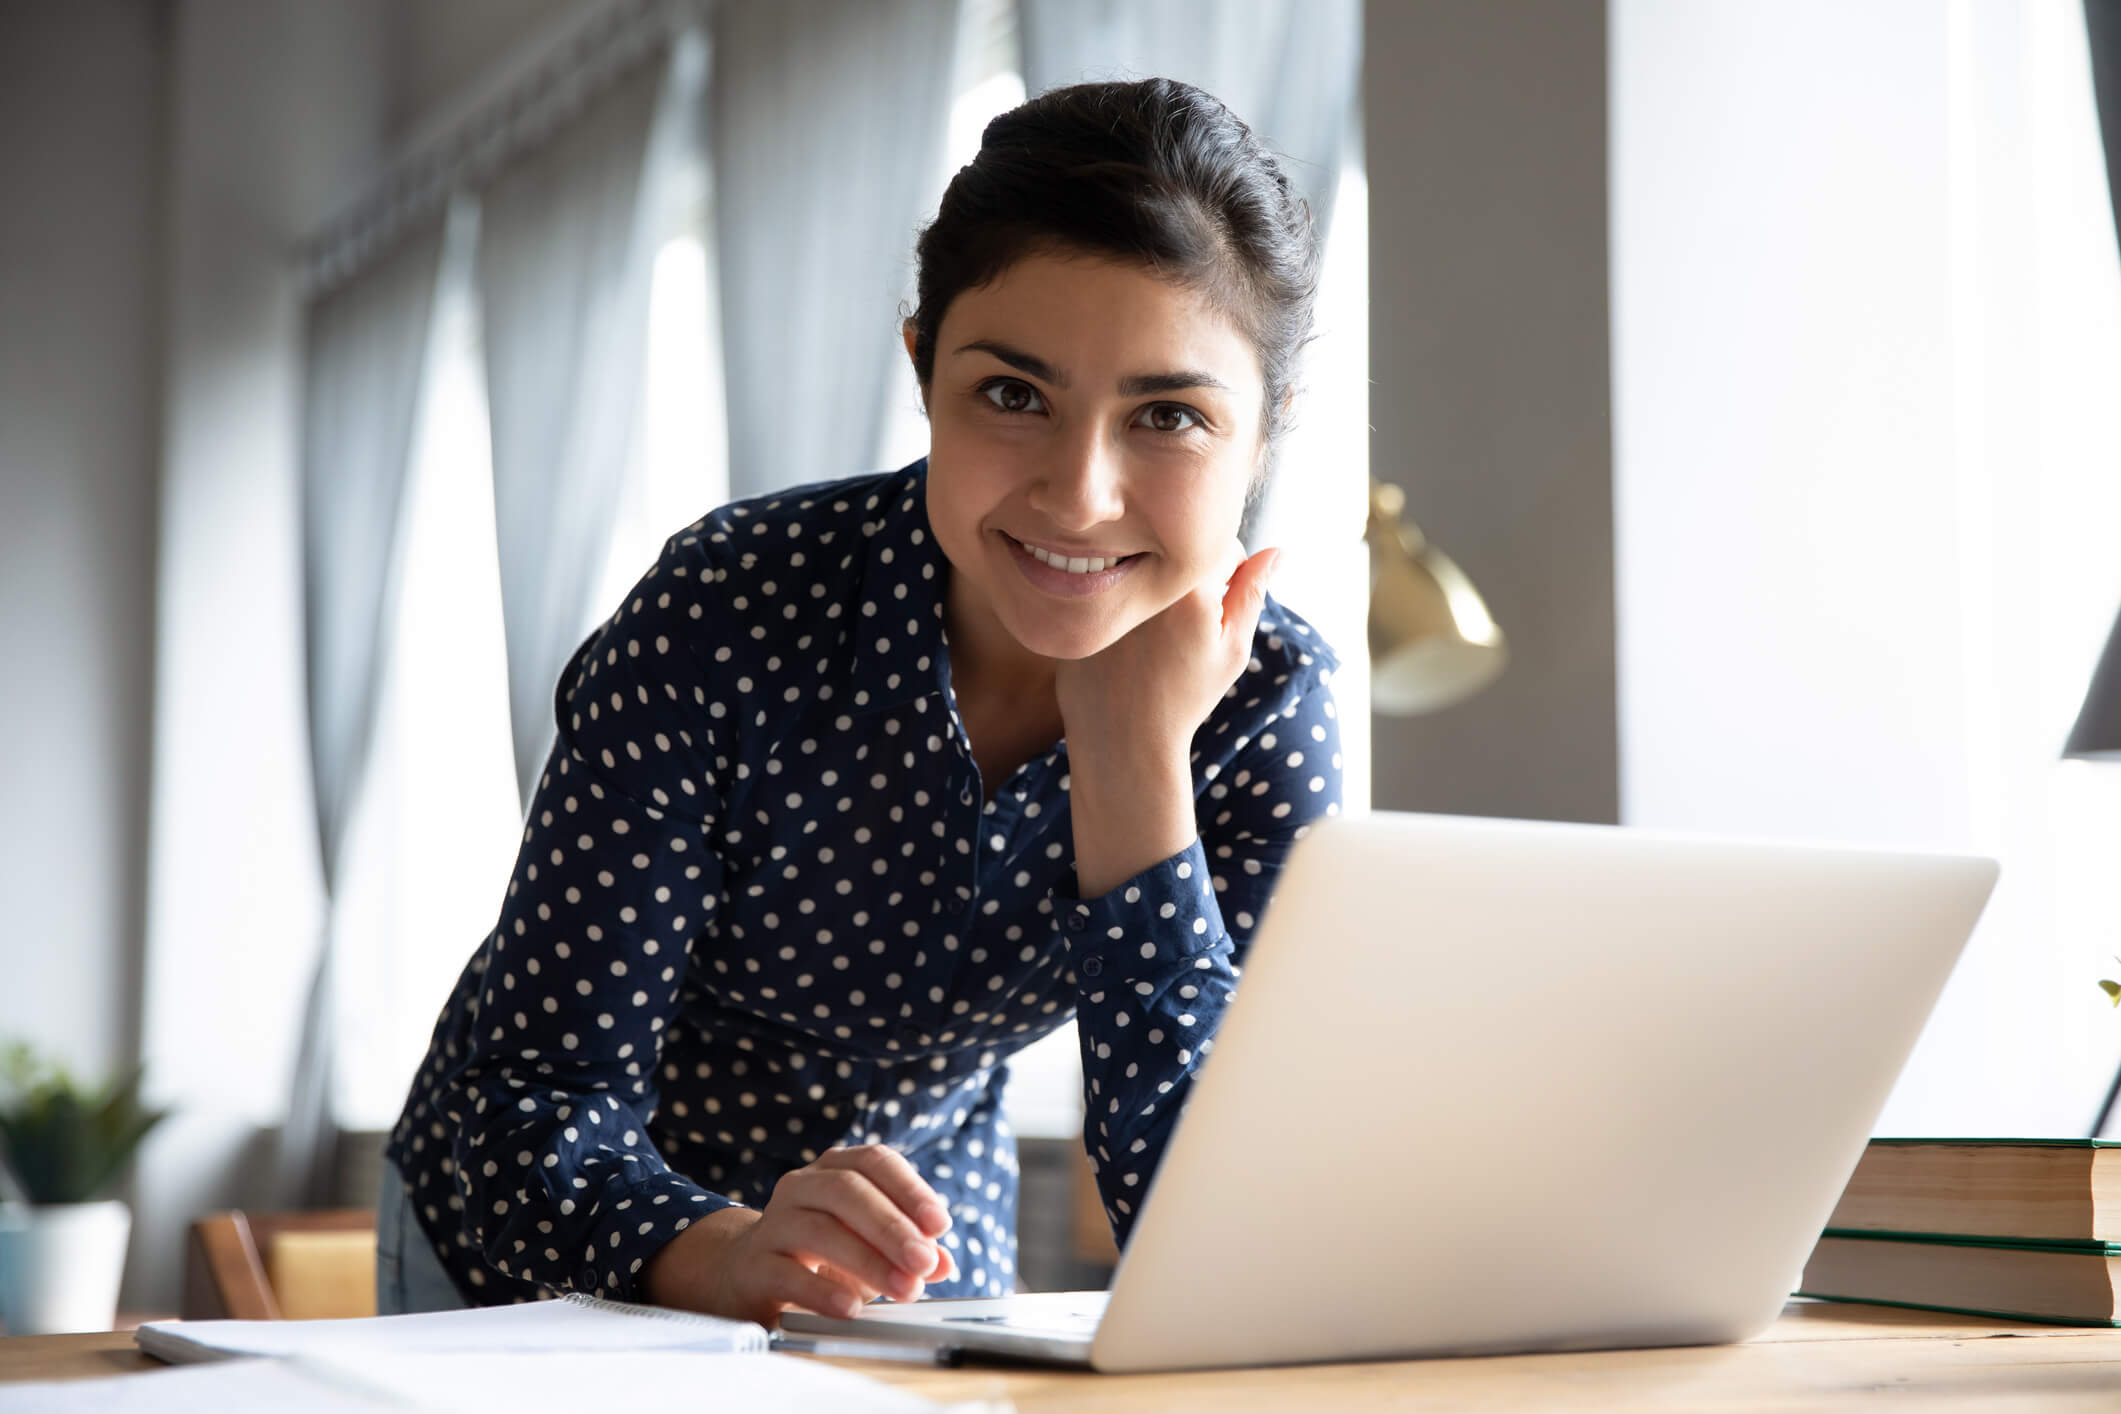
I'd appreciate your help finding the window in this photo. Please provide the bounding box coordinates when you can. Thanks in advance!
[337,182,722,1131]
[1611,0,2121,1135]
[335,266,520,1129]
[595,186,725,622]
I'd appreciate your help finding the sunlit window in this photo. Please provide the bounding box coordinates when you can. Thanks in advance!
[335,265,521,1129]
[338,189,724,1129]
[1610,0,2121,1134]
[593,204,726,622]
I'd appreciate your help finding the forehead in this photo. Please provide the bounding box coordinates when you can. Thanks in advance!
[940,251,1262,396]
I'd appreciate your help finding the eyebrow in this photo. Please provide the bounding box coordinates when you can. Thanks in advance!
[952,339,1232,397]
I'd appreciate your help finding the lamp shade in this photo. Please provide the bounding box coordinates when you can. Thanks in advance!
[1365,479,1507,715]
[2065,606,2121,761]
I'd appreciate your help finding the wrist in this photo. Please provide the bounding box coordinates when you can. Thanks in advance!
[1068,734,1191,795]
[640,1205,757,1313]
[1067,747,1195,900]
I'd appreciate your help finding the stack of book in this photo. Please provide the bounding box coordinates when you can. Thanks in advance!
[1799,1138,2121,1326]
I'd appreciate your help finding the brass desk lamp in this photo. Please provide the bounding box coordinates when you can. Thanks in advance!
[1365,478,1507,714]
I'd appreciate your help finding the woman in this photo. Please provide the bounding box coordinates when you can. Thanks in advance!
[377,76,1344,1326]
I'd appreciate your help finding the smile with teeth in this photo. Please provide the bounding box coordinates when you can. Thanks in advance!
[1010,535,1138,575]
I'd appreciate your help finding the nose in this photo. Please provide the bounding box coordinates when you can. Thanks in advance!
[1024,426,1126,533]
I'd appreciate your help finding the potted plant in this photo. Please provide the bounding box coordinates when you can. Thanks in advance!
[0,1042,167,1334]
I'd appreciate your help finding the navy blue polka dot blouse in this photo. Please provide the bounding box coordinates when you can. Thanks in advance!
[384,459,1344,1305]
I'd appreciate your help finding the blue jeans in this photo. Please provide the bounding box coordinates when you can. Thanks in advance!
[374,1157,470,1314]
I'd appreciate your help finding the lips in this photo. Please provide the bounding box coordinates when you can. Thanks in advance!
[1000,532,1143,598]
[1004,534,1142,576]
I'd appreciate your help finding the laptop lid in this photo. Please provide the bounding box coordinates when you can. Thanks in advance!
[1085,810,1996,1372]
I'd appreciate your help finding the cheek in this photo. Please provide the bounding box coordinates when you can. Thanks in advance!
[930,424,1037,518]
[926,449,1011,562]
[1143,471,1247,570]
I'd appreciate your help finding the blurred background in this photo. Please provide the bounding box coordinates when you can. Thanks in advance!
[2,0,2120,1318]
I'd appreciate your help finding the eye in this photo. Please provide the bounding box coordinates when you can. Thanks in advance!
[1136,402,1206,435]
[978,378,1046,415]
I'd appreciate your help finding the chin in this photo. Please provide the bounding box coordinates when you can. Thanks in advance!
[994,602,1131,661]
[1002,620,1118,662]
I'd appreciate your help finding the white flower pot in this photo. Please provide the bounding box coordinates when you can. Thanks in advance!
[0,1199,132,1335]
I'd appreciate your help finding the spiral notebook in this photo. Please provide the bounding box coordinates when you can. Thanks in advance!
[134,1292,771,1364]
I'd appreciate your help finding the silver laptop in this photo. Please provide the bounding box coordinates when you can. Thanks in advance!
[782,809,1998,1372]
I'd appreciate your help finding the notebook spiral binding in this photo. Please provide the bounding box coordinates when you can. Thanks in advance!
[559,1291,772,1350]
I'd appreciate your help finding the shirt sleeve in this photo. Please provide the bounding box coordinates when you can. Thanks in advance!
[1059,668,1345,1248]
[431,537,737,1299]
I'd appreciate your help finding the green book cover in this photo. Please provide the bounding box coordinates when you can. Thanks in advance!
[1791,1294,2121,1329]
[1863,1137,2121,1149]
[1801,1229,2121,1328]
[1820,1229,2121,1256]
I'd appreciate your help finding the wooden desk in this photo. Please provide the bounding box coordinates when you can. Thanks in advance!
[6,1302,2121,1409]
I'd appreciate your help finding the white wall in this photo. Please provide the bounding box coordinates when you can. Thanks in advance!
[0,3,164,1107]
[1612,0,2121,1135]
[1612,1,1963,848]
[131,0,398,1309]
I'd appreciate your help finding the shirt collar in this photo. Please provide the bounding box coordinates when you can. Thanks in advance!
[840,459,954,716]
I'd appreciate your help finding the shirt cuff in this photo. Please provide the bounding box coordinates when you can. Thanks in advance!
[577,1166,737,1299]
[1053,838,1227,988]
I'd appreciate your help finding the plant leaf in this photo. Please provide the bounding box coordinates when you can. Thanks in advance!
[0,1048,170,1203]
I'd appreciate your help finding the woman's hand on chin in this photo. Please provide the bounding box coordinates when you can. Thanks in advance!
[1056,539,1280,897]
[1055,538,1280,767]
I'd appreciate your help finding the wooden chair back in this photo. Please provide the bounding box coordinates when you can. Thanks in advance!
[183,1209,376,1320]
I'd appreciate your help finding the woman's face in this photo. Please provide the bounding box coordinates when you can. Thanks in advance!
[917,250,1267,665]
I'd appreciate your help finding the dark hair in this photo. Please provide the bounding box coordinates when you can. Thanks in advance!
[907,78,1323,479]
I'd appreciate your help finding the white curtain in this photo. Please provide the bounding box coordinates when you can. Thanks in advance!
[1018,0,1360,243]
[480,28,710,807]
[282,212,456,1205]
[711,0,962,499]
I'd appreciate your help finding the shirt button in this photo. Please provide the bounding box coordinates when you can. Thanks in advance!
[1081,956,1104,978]
[1064,913,1087,934]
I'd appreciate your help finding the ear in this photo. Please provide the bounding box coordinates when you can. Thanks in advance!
[900,319,930,417]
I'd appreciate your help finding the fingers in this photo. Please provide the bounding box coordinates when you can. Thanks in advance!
[789,1239,957,1321]
[781,1207,926,1303]
[821,1144,952,1238]
[765,1146,949,1302]
[816,1259,879,1304]
[694,1147,976,1328]
[1220,546,1281,634]
[811,1211,960,1292]
[775,1253,869,1322]
[1189,536,1249,627]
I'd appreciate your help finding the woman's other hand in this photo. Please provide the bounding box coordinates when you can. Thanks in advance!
[640,1144,958,1327]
